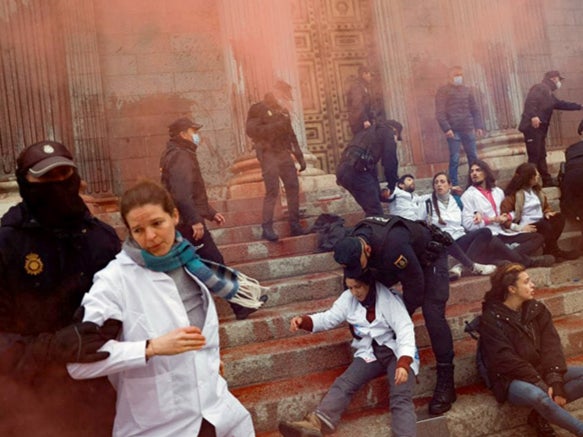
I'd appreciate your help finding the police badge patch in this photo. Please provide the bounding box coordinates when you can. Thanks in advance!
[394,254,408,269]
[24,253,44,275]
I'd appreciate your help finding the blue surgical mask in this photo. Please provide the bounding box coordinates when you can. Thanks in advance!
[453,75,463,86]
[192,133,201,145]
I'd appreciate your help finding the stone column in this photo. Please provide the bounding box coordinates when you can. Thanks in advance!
[371,0,419,168]
[218,0,324,201]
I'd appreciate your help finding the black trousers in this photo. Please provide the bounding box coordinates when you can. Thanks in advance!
[480,232,543,266]
[523,125,553,184]
[177,221,224,264]
[336,162,384,217]
[257,148,300,225]
[449,228,493,267]
[533,213,566,253]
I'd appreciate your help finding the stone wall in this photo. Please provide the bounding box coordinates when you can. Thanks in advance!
[545,0,583,146]
[93,0,233,193]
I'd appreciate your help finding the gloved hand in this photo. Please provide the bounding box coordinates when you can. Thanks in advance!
[32,307,123,365]
[49,322,112,363]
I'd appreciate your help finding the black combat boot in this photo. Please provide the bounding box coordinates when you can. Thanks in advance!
[527,410,557,436]
[290,221,306,236]
[261,223,279,242]
[428,362,456,415]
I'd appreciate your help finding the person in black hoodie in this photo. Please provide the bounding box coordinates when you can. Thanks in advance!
[480,263,583,436]
[519,70,582,187]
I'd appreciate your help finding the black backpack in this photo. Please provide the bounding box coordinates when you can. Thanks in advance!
[464,315,492,389]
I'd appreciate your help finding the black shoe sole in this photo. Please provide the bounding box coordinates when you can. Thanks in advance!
[278,422,322,437]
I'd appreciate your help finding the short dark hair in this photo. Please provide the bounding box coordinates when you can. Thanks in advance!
[397,174,415,186]
[120,180,176,229]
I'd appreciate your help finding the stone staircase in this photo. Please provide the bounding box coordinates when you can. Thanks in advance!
[188,191,583,437]
[5,172,582,436]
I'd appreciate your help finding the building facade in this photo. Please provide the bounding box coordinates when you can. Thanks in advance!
[1,0,582,197]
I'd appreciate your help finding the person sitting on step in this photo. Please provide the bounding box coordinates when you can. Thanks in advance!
[461,159,555,268]
[278,270,417,437]
[480,263,583,437]
[501,162,579,262]
[418,171,496,281]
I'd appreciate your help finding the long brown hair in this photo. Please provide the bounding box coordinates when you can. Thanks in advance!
[504,162,541,196]
[431,171,450,225]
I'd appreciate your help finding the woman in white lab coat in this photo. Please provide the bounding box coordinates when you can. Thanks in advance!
[68,180,254,437]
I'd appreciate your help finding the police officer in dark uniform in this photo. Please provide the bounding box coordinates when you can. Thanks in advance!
[560,120,583,251]
[246,80,307,242]
[519,70,582,187]
[333,216,456,415]
[336,121,400,217]
[0,141,122,436]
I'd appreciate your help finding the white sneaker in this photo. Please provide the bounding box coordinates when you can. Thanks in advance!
[448,264,463,281]
[471,262,496,276]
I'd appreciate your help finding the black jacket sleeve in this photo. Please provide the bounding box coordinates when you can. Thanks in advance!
[162,148,216,225]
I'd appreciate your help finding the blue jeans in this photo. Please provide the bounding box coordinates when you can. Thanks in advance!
[507,366,583,436]
[447,131,478,186]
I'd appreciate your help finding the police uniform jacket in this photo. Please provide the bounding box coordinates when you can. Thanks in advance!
[346,77,374,135]
[245,100,304,164]
[0,202,120,436]
[560,140,583,219]
[160,137,217,228]
[308,282,419,374]
[519,78,582,132]
[351,217,435,312]
[67,250,254,437]
[479,299,567,403]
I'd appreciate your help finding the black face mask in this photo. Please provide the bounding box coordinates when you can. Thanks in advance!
[19,172,88,229]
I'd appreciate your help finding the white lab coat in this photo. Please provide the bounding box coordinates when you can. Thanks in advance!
[460,185,515,236]
[67,251,254,437]
[387,186,428,221]
[417,195,466,240]
[309,283,420,374]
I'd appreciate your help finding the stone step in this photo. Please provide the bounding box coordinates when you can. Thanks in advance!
[230,251,339,282]
[221,288,583,392]
[256,379,583,437]
[215,260,583,346]
[210,210,362,246]
[220,233,319,265]
[232,322,583,434]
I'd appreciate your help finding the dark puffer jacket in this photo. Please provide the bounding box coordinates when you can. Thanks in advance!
[479,299,567,403]
[518,78,582,132]
[435,83,485,133]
